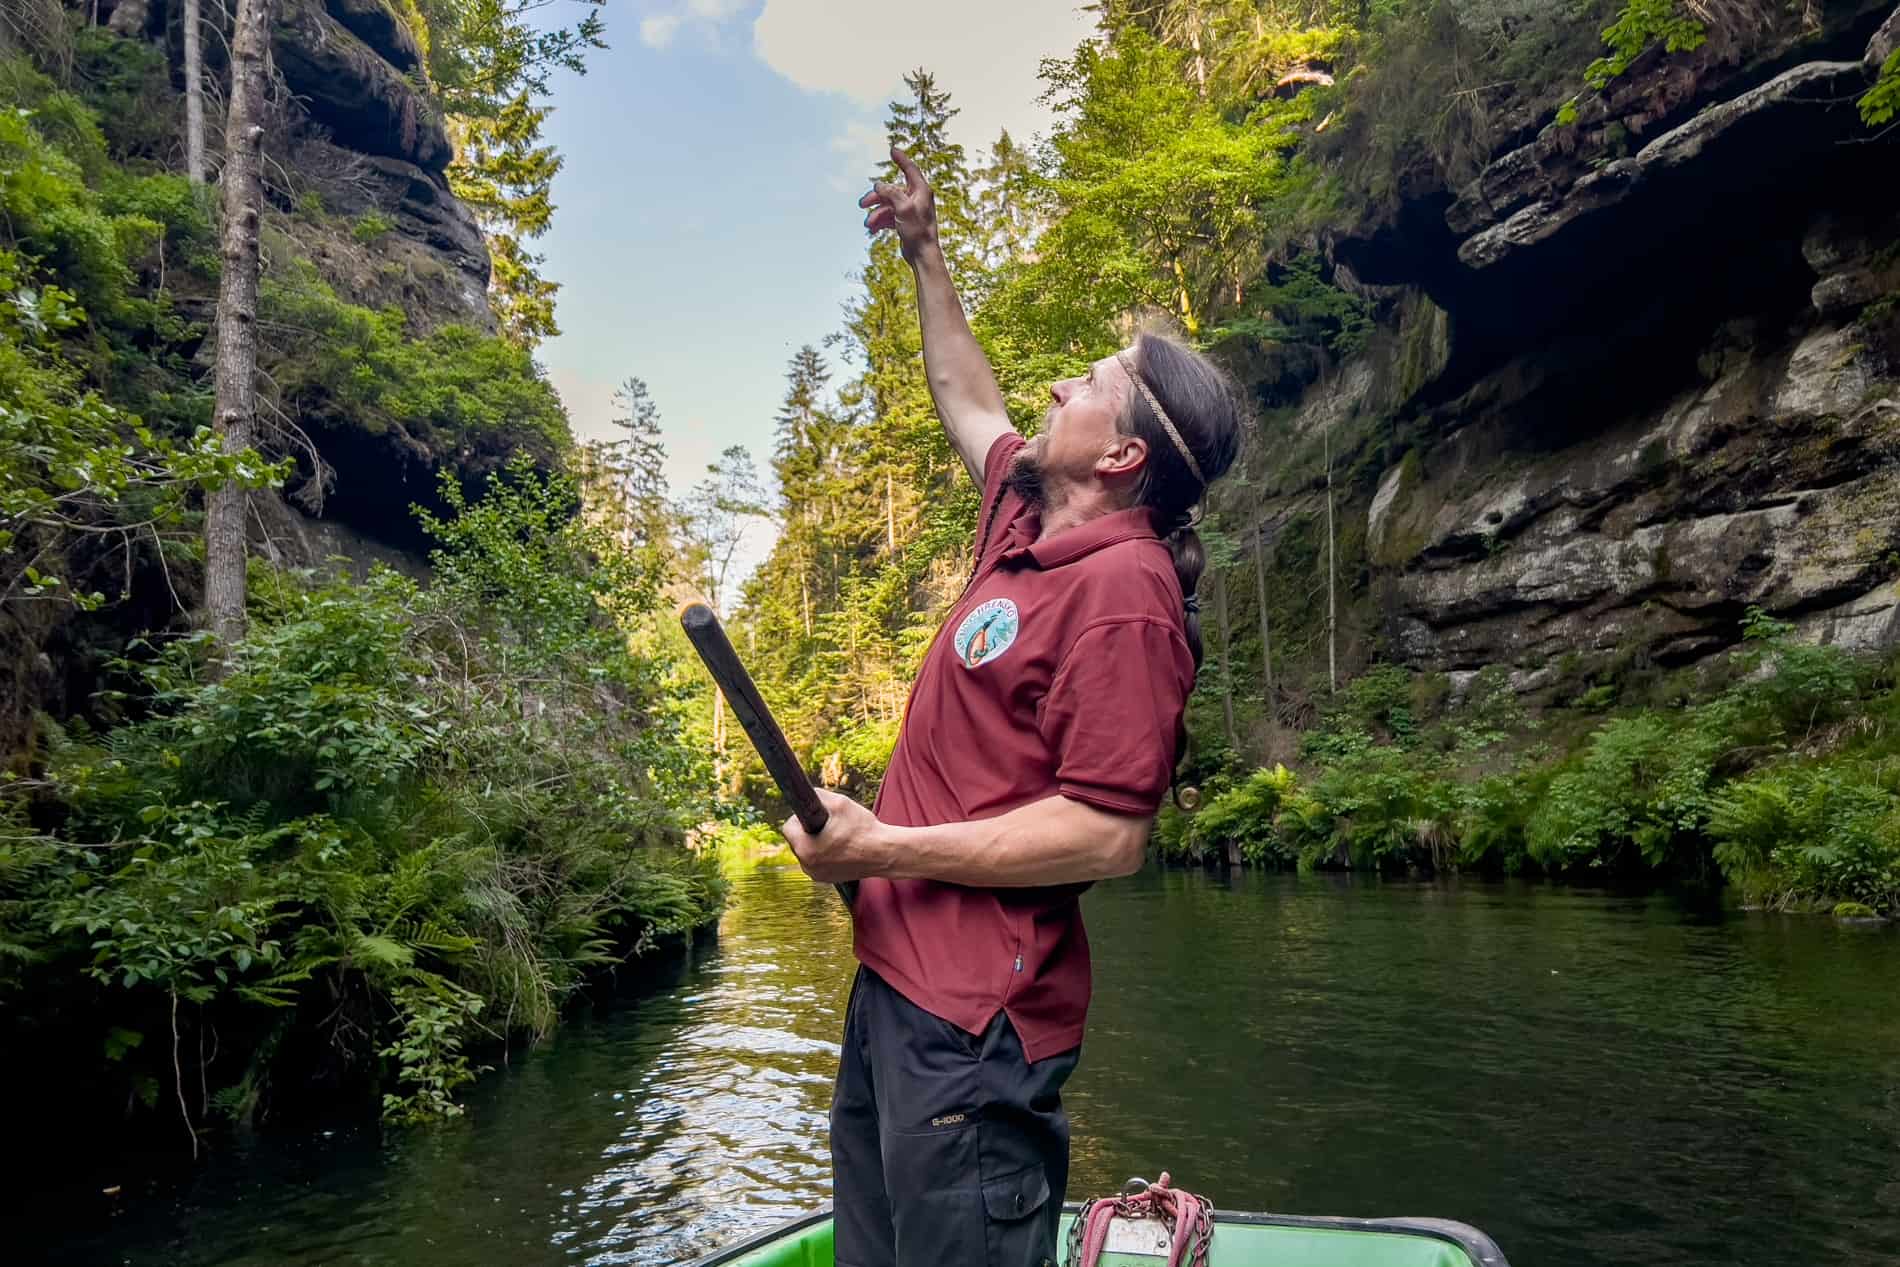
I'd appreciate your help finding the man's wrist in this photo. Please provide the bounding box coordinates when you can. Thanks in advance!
[904,236,946,273]
[866,818,909,879]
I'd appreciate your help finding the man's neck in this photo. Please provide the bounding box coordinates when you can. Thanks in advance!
[1035,484,1125,542]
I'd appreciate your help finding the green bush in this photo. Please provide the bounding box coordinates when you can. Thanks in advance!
[8,462,724,1129]
[352,210,395,242]
[1525,712,1724,872]
[1190,765,1299,863]
[1711,758,1900,914]
[259,269,568,457]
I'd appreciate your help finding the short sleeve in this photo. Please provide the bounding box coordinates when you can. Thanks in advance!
[1038,617,1193,816]
[972,431,1028,569]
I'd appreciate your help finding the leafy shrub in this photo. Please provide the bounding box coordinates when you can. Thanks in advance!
[259,270,568,456]
[1711,758,1900,914]
[1190,765,1299,863]
[352,211,395,242]
[8,463,724,1130]
[1525,713,1724,871]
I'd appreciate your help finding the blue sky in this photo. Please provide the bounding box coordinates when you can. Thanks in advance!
[532,0,1093,590]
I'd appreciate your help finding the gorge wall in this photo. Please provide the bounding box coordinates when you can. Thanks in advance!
[97,0,504,560]
[1246,0,1900,704]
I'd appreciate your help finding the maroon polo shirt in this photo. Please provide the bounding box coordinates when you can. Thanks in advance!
[852,431,1195,1062]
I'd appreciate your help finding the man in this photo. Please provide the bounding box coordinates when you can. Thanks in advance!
[780,146,1242,1267]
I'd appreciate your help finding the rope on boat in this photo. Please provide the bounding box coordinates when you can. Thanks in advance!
[1065,1171,1215,1267]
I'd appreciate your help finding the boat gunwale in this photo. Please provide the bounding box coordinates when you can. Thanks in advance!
[682,1204,1511,1267]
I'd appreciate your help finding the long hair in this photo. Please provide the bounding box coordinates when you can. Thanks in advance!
[1118,333,1244,672]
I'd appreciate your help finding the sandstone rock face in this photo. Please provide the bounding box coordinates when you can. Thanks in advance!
[263,0,492,327]
[1384,321,1898,674]
[273,0,453,174]
[1257,6,1900,693]
[1456,60,1869,273]
[323,0,423,75]
[1869,5,1900,64]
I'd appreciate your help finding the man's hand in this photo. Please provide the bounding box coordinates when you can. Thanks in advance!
[783,788,891,885]
[859,147,937,263]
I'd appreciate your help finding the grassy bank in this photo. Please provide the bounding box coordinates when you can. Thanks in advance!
[1161,612,1900,916]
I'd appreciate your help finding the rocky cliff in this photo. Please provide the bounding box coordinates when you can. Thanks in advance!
[93,0,508,561]
[1250,1,1900,702]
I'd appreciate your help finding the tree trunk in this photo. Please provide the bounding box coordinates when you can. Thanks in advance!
[1324,419,1337,695]
[1215,567,1237,753]
[204,0,273,657]
[884,469,896,554]
[182,0,205,184]
[1253,527,1274,728]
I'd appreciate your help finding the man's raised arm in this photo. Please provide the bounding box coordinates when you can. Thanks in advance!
[860,147,1014,485]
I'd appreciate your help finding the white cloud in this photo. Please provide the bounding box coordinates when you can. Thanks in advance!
[687,0,749,17]
[752,0,1094,160]
[639,14,683,48]
[827,119,889,192]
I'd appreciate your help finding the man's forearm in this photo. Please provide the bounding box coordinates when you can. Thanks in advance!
[869,793,1150,888]
[910,243,1012,482]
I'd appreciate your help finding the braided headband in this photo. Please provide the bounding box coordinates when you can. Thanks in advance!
[1116,350,1204,485]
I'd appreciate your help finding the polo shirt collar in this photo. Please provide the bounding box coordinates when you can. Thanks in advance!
[1003,507,1159,570]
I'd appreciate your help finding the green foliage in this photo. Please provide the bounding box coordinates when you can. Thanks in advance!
[1557,0,1706,124]
[1863,50,1900,129]
[259,269,568,457]
[351,211,395,243]
[1586,0,1706,89]
[8,466,724,1127]
[1168,634,1894,909]
[1186,765,1300,863]
[410,0,605,345]
[985,29,1307,346]
[1526,713,1722,871]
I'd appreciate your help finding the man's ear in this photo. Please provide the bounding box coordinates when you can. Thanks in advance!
[1096,433,1148,481]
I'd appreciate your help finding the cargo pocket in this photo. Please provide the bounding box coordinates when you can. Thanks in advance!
[982,1163,1053,1266]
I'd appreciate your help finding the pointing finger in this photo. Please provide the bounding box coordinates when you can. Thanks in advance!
[890,146,925,189]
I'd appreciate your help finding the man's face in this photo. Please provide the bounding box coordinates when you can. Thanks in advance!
[1019,350,1135,497]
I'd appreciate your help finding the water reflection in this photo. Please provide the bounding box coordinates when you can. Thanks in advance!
[31,864,1900,1267]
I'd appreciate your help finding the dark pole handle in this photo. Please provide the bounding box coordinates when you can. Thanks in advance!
[679,603,853,906]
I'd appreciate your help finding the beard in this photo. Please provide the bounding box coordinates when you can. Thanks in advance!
[1001,446,1047,509]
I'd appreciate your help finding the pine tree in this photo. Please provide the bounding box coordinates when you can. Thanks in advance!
[449,94,564,346]
[973,130,1041,273]
[603,377,672,549]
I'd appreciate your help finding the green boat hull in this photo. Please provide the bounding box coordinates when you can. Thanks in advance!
[686,1206,1511,1267]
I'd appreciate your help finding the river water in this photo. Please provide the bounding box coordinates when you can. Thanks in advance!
[41,865,1900,1267]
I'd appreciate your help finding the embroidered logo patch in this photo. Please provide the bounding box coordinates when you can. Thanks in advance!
[953,598,1019,669]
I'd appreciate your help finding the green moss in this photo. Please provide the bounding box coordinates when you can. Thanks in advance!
[1833,901,1879,920]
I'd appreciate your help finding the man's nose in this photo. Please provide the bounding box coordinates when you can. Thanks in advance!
[1050,379,1072,405]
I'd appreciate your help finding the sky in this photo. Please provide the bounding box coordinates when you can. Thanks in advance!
[532,0,1096,596]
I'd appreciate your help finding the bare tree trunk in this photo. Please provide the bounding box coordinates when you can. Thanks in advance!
[1253,527,1274,729]
[1189,20,1207,96]
[1324,419,1337,695]
[1215,567,1237,753]
[884,469,896,554]
[204,0,273,657]
[183,0,206,184]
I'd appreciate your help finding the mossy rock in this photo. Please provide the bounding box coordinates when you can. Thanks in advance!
[1832,900,1887,924]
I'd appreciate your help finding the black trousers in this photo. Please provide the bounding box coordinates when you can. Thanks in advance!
[831,968,1080,1267]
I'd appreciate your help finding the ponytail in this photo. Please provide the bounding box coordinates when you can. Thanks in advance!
[1163,518,1207,672]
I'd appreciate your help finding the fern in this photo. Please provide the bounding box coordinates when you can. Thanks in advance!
[1863,49,1900,129]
